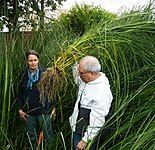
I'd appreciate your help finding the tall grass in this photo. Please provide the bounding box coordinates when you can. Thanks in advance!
[40,4,155,149]
[0,3,155,150]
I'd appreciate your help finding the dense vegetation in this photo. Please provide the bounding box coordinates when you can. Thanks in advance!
[0,3,155,150]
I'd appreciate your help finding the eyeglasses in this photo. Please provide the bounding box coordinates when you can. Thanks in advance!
[78,70,91,76]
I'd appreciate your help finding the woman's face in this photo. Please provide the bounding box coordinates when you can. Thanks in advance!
[27,54,39,72]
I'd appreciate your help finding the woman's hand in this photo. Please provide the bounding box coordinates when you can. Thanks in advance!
[19,109,28,121]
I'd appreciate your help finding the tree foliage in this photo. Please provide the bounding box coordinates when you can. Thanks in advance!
[59,4,117,36]
[0,0,66,31]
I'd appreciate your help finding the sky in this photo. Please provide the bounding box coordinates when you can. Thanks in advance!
[61,0,151,13]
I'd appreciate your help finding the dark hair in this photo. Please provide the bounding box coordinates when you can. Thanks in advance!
[25,50,39,59]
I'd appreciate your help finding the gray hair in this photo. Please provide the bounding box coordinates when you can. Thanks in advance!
[80,56,101,72]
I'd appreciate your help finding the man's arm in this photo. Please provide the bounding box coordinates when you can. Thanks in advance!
[72,63,82,85]
[82,88,113,143]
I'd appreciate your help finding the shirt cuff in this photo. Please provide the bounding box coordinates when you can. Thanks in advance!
[82,136,89,143]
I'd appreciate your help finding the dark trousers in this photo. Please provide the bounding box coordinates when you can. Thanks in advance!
[26,114,54,150]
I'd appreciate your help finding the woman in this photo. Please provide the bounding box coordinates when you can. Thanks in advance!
[17,50,55,149]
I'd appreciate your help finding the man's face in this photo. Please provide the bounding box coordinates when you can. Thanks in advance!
[27,54,39,71]
[78,62,92,83]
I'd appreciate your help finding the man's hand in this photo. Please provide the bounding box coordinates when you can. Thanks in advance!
[19,109,28,121]
[77,140,87,150]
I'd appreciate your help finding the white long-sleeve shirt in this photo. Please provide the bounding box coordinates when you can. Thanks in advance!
[69,64,113,143]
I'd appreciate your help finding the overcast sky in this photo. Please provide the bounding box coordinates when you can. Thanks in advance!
[61,0,151,13]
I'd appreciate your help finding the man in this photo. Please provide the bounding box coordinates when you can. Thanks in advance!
[69,56,113,150]
[17,50,55,150]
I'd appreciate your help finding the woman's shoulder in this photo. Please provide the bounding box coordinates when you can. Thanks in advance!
[39,67,46,72]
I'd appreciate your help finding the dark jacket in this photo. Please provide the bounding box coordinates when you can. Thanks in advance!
[17,67,52,116]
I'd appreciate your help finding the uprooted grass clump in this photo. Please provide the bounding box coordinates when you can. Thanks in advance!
[38,66,66,105]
